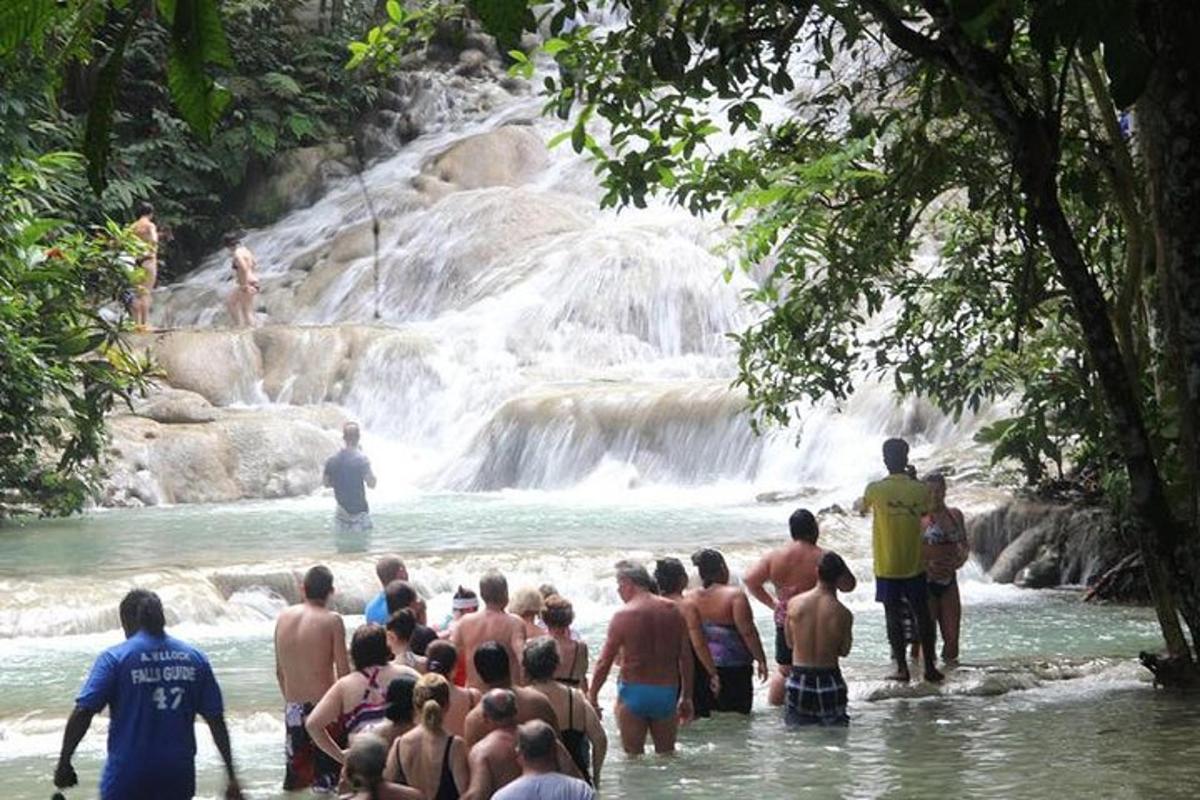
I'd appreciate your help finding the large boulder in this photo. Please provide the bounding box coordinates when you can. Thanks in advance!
[414,125,548,197]
[239,143,355,225]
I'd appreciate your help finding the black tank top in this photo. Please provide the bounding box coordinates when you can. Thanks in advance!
[434,735,460,800]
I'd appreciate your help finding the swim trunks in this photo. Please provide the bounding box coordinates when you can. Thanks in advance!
[617,681,677,721]
[774,624,791,666]
[785,666,849,727]
[284,701,341,792]
[695,661,754,717]
[334,505,373,534]
[874,573,929,607]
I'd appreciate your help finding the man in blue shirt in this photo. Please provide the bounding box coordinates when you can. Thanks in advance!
[323,421,377,534]
[364,554,407,625]
[55,589,243,799]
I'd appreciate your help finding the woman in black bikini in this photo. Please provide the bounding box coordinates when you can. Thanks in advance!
[394,673,469,800]
[522,636,607,786]
[541,595,589,693]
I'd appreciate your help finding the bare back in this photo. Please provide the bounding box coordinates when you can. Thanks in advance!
[468,728,521,798]
[398,727,467,799]
[443,684,478,737]
[689,584,742,625]
[463,687,557,747]
[453,608,527,690]
[274,603,347,704]
[612,595,686,686]
[786,587,853,669]
[766,542,824,606]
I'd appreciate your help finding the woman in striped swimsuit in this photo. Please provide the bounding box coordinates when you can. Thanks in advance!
[305,624,420,768]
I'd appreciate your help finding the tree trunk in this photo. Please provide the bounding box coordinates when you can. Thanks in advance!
[1137,0,1200,660]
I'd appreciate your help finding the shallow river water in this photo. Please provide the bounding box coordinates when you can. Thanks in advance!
[2,491,1196,800]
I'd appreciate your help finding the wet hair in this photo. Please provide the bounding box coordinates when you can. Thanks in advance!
[789,508,819,543]
[303,565,334,601]
[691,548,727,588]
[424,640,457,676]
[222,230,242,248]
[616,560,658,593]
[119,589,166,637]
[517,719,557,762]
[473,640,511,685]
[136,201,154,218]
[375,556,406,587]
[386,608,417,641]
[540,594,574,630]
[481,688,517,723]
[538,584,558,599]
[350,624,392,669]
[653,558,688,595]
[924,472,947,487]
[479,570,508,605]
[385,580,419,614]
[522,636,560,681]
[883,437,910,473]
[384,674,417,725]
[343,421,361,445]
[509,586,544,617]
[414,673,450,731]
[344,733,387,796]
[817,551,849,587]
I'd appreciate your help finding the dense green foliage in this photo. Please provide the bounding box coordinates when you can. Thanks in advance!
[0,154,150,517]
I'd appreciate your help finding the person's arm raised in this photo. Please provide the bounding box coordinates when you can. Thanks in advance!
[732,592,770,683]
[743,554,776,612]
[304,683,347,764]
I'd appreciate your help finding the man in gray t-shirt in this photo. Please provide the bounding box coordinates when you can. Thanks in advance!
[322,422,376,533]
[492,720,595,800]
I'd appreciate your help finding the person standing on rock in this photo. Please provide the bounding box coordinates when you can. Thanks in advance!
[324,421,377,534]
[54,589,244,799]
[744,509,856,705]
[860,438,943,683]
[919,473,969,666]
[129,202,158,331]
[225,231,260,327]
[274,565,351,792]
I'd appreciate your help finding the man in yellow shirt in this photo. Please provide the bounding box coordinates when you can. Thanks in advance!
[861,438,943,683]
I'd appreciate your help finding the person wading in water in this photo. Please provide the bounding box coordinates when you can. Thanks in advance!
[323,421,377,535]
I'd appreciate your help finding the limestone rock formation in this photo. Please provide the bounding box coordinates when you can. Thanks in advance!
[413,125,548,198]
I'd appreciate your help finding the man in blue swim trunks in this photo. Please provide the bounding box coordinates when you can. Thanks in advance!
[588,561,695,755]
[54,589,244,799]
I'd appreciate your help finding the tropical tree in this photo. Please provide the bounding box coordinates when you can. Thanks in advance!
[360,0,1200,682]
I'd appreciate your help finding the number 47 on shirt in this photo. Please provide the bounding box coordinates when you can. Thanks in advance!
[153,686,184,710]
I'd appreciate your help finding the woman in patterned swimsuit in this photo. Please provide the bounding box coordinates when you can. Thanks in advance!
[920,474,970,665]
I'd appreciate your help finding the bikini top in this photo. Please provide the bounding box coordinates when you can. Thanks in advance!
[343,667,389,734]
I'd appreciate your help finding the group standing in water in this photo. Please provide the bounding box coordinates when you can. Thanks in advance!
[55,434,969,798]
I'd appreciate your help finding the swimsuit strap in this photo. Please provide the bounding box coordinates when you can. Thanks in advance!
[568,686,575,729]
[435,735,459,800]
[360,666,382,700]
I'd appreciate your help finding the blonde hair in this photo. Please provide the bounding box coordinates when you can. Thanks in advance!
[509,586,544,617]
[413,672,450,731]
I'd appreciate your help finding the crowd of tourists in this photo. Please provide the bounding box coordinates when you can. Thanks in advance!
[54,434,968,799]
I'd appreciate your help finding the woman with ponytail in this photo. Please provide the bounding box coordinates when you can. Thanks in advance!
[394,674,468,800]
[342,734,421,800]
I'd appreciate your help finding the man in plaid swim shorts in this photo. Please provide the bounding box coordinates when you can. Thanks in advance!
[784,551,854,727]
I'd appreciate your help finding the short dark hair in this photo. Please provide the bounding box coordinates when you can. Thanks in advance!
[386,608,417,641]
[136,201,154,218]
[653,558,687,595]
[817,551,849,587]
[482,688,517,723]
[303,565,334,601]
[789,508,819,542]
[350,624,392,669]
[522,636,560,681]
[384,674,417,724]
[883,437,910,472]
[119,589,165,636]
[616,560,657,593]
[517,719,557,761]
[474,640,510,685]
[343,421,361,445]
[691,548,727,587]
[479,570,508,605]
[540,594,574,629]
[385,580,419,614]
[375,556,406,587]
[424,640,457,676]
[222,230,242,247]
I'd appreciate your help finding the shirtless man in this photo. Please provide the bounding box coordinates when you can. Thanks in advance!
[274,565,351,792]
[225,231,259,327]
[129,202,158,330]
[452,570,527,690]
[464,690,579,800]
[784,552,854,726]
[589,561,694,755]
[744,508,856,705]
[462,641,558,747]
